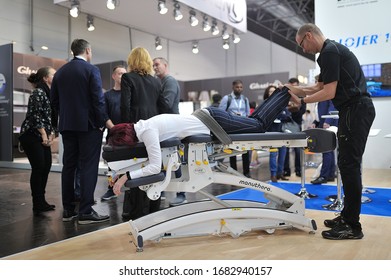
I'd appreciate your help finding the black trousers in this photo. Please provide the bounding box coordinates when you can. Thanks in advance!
[19,131,52,206]
[61,129,103,214]
[229,152,250,175]
[338,96,375,230]
[122,188,161,220]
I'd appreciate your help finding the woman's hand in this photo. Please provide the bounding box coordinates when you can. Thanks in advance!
[41,137,52,147]
[113,174,128,195]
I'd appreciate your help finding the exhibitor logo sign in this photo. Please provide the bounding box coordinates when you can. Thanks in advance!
[227,0,245,24]
[249,80,282,90]
[17,66,37,75]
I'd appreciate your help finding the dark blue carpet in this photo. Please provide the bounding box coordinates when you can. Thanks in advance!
[219,182,391,217]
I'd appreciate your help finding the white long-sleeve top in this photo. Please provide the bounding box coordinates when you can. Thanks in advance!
[129,114,210,179]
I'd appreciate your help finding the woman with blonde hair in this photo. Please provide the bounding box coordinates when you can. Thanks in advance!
[121,47,166,123]
[119,47,166,220]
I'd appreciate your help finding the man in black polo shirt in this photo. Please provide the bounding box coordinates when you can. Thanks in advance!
[288,23,376,240]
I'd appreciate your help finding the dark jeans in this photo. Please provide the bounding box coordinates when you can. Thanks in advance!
[270,147,287,176]
[19,131,52,206]
[284,147,301,174]
[338,96,375,230]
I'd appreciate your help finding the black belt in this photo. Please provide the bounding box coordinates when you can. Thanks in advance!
[338,94,371,109]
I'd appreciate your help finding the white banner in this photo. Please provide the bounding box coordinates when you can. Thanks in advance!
[315,0,391,65]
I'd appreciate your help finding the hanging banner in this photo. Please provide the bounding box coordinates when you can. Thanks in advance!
[315,0,391,65]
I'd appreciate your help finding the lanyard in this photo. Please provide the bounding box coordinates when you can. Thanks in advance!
[231,93,243,115]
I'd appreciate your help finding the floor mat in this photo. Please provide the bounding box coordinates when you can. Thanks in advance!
[219,181,391,217]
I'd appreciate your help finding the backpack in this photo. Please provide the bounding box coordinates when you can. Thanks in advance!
[226,95,232,111]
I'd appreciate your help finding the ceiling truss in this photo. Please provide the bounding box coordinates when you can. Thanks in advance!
[246,0,314,59]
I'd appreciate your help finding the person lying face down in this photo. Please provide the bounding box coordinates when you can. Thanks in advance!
[111,86,295,195]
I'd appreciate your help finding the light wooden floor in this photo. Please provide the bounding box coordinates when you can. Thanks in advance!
[3,210,391,260]
[4,168,391,260]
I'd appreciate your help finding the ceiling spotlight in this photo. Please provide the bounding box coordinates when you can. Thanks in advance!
[69,0,80,18]
[106,0,118,10]
[232,30,241,44]
[35,45,49,56]
[189,10,198,27]
[155,37,163,50]
[202,15,211,32]
[222,25,230,40]
[192,41,199,54]
[211,20,219,35]
[158,0,168,15]
[222,39,230,50]
[87,15,95,31]
[173,2,183,21]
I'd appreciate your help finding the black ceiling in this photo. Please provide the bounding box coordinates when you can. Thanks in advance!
[246,0,315,60]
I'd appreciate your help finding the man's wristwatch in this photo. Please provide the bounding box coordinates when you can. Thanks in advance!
[126,171,131,180]
[301,97,306,106]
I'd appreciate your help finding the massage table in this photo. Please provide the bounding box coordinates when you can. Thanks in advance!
[102,129,336,252]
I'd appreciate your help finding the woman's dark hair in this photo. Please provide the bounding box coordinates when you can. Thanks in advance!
[288,77,300,84]
[108,123,138,147]
[263,85,277,100]
[27,66,51,87]
[212,93,222,103]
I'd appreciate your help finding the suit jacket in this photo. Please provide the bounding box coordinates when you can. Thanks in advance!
[50,57,106,132]
[120,72,164,123]
[159,75,180,114]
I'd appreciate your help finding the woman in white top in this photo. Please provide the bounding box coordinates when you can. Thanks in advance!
[112,86,294,195]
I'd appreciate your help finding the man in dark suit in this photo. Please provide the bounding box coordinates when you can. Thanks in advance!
[51,39,109,224]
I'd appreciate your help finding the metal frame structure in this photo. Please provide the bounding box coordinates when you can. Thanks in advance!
[103,129,335,252]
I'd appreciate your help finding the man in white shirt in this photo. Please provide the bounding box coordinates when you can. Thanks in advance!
[219,80,251,177]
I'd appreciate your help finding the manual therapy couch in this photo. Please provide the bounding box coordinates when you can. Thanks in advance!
[102,129,336,252]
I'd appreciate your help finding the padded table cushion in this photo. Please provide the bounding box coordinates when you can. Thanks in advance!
[102,137,181,162]
[103,133,308,162]
[125,172,166,188]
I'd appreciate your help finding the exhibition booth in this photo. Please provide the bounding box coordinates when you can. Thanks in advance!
[0,46,292,173]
